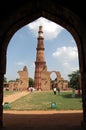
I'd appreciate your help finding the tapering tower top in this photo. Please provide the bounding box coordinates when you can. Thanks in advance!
[34,26,46,90]
[38,26,43,38]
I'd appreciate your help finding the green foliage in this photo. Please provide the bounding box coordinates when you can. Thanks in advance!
[29,77,34,86]
[8,80,16,82]
[68,70,80,89]
[16,78,19,82]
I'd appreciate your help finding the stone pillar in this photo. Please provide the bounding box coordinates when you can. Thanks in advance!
[81,71,86,128]
[0,73,4,127]
[0,48,6,127]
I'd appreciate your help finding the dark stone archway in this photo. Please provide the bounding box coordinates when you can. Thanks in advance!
[0,0,86,128]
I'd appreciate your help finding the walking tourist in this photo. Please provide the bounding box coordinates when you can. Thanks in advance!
[72,88,75,97]
[52,82,57,95]
[57,87,60,95]
[53,86,57,95]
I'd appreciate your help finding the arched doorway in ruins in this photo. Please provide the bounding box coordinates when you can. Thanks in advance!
[50,71,68,90]
[50,71,57,90]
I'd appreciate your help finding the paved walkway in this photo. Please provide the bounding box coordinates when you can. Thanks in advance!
[3,91,29,104]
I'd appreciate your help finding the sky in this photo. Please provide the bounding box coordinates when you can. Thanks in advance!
[5,17,79,81]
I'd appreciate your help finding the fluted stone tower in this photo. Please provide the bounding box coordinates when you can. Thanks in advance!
[34,26,68,91]
[34,26,46,90]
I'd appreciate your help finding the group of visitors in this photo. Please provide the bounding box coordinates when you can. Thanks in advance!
[72,87,81,97]
[52,82,60,95]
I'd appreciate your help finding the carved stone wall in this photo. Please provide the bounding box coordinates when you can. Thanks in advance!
[40,66,50,91]
[4,66,29,91]
[40,69,68,91]
[18,66,29,91]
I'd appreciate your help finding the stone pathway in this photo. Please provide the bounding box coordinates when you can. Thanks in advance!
[3,91,29,105]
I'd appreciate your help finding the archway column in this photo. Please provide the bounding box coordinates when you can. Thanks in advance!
[81,71,86,128]
[0,73,4,127]
[0,50,6,127]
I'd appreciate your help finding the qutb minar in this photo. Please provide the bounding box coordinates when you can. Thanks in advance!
[34,26,47,90]
[34,26,68,91]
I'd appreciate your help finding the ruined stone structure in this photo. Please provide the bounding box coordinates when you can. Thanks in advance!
[4,66,29,91]
[50,71,68,90]
[34,26,68,91]
[0,0,86,128]
[40,65,50,91]
[17,66,29,90]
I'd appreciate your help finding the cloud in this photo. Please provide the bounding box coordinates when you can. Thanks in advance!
[62,62,79,80]
[15,62,25,66]
[63,62,78,72]
[30,63,35,68]
[52,46,79,80]
[53,46,78,61]
[27,17,63,40]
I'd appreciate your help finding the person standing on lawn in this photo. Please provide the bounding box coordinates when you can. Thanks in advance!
[57,87,60,95]
[52,82,57,95]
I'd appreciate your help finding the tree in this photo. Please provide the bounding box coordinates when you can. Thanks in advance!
[68,70,80,90]
[29,77,34,87]
[8,80,16,82]
[16,78,19,82]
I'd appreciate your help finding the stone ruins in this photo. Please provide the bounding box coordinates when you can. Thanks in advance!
[34,26,68,91]
[4,66,29,91]
[4,26,68,91]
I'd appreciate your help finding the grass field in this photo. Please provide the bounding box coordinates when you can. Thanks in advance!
[3,90,18,96]
[8,91,82,110]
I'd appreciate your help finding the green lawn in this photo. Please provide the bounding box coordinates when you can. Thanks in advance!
[3,90,18,96]
[9,91,82,110]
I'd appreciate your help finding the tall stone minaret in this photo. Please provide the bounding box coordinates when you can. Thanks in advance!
[34,26,46,90]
